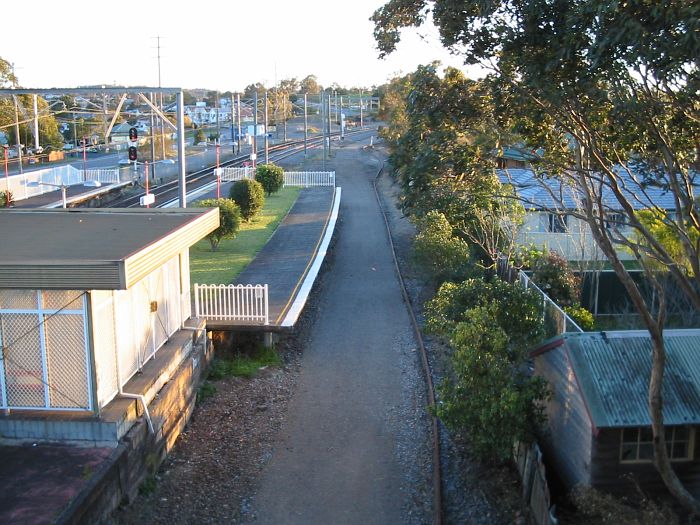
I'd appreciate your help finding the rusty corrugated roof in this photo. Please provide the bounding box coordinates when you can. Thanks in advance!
[560,330,700,428]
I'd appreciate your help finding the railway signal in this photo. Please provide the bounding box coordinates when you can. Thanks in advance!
[128,146,137,161]
[129,127,138,141]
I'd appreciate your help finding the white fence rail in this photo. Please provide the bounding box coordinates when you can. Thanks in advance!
[214,168,335,188]
[283,171,335,187]
[79,168,120,184]
[194,283,269,324]
[217,167,256,182]
[1,165,122,202]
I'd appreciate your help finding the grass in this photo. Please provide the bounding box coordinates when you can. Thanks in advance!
[208,346,281,380]
[189,187,301,283]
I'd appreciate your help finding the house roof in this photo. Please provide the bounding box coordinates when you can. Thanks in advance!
[0,208,219,290]
[500,167,699,212]
[535,330,700,428]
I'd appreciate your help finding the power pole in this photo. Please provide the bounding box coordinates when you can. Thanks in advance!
[253,91,258,167]
[155,36,166,162]
[264,90,269,164]
[304,93,308,156]
[321,92,327,169]
[12,96,23,174]
[176,91,186,207]
[283,96,287,142]
[327,93,332,156]
[32,95,40,152]
[237,93,242,155]
[230,93,235,154]
[149,92,157,180]
[360,89,364,128]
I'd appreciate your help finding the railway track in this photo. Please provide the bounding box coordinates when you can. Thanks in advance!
[108,129,374,208]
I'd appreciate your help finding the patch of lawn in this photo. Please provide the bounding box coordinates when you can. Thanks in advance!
[207,346,281,379]
[190,187,300,283]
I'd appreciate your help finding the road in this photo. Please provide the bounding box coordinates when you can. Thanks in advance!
[245,136,432,524]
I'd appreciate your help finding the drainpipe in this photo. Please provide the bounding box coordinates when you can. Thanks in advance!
[112,291,155,435]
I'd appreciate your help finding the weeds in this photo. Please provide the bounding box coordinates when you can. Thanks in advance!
[209,346,281,380]
[197,381,217,403]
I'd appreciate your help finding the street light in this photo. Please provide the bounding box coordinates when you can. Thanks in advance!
[26,180,102,209]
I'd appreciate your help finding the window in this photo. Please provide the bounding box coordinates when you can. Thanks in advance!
[620,426,695,463]
[547,213,569,233]
[605,213,625,230]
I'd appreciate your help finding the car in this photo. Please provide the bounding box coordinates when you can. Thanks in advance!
[118,158,130,165]
[160,159,175,164]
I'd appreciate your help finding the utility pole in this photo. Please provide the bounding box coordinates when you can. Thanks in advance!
[102,93,109,152]
[32,95,40,152]
[237,93,242,155]
[304,93,308,156]
[12,96,23,174]
[334,91,338,123]
[149,92,157,180]
[321,92,327,169]
[283,96,287,142]
[230,93,235,154]
[264,90,269,164]
[253,91,258,167]
[339,95,343,140]
[360,89,364,128]
[327,93,332,156]
[176,90,187,207]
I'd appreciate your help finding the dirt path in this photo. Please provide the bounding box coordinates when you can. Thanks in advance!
[244,138,432,524]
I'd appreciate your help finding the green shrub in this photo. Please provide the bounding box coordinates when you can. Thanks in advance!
[426,278,545,350]
[255,163,285,196]
[414,211,474,283]
[194,198,241,251]
[229,179,265,221]
[436,303,549,460]
[531,250,581,307]
[194,128,206,144]
[564,305,595,331]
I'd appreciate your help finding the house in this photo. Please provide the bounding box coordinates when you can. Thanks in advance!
[533,330,700,499]
[110,122,150,143]
[500,167,699,261]
[0,207,219,445]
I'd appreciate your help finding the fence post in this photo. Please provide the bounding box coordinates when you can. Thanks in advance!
[194,284,200,317]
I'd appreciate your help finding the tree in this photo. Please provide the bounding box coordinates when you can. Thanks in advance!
[255,163,284,196]
[0,57,17,88]
[193,129,206,145]
[229,179,264,222]
[300,75,322,94]
[373,0,700,512]
[195,199,241,251]
[243,83,267,99]
[427,281,548,459]
[413,210,473,283]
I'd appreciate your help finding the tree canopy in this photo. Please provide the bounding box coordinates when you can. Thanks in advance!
[373,0,700,512]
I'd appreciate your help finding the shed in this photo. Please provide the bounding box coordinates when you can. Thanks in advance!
[533,330,700,498]
[0,208,218,424]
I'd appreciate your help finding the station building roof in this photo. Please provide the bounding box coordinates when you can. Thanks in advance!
[0,208,218,290]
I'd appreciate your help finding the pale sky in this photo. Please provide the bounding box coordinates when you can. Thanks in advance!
[4,0,478,91]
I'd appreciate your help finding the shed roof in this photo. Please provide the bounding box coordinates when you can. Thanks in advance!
[0,208,219,290]
[536,330,700,428]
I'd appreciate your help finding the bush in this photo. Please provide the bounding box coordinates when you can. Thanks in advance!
[194,129,206,144]
[0,190,13,207]
[564,305,595,331]
[413,211,474,283]
[195,198,241,251]
[255,163,284,196]
[229,179,265,221]
[426,278,545,350]
[531,250,581,307]
[436,303,549,460]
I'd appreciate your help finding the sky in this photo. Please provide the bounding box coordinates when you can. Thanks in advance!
[4,0,479,92]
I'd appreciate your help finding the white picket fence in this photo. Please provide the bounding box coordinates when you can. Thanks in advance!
[194,283,269,325]
[80,168,120,184]
[216,167,256,182]
[283,171,335,187]
[214,168,335,188]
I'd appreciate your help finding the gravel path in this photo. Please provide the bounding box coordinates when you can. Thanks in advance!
[243,138,432,524]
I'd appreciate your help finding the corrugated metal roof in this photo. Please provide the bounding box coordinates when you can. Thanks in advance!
[0,208,219,290]
[559,330,700,428]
